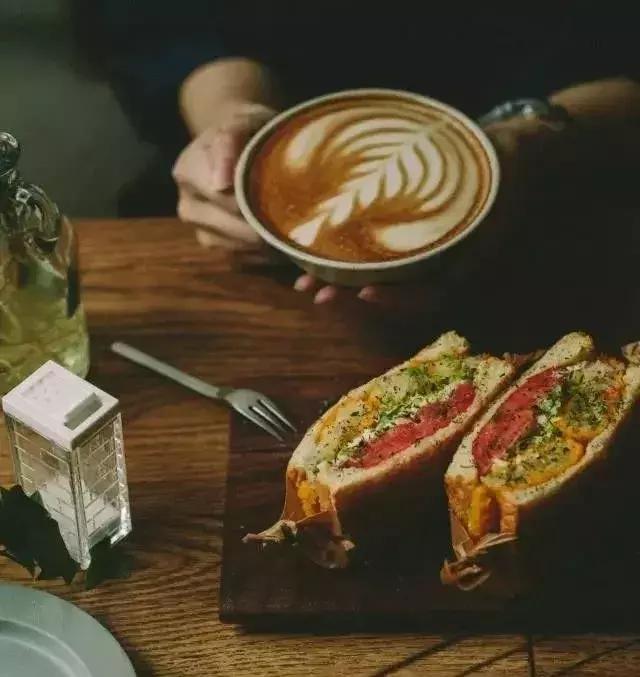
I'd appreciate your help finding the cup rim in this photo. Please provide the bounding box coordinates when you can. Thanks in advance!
[234,88,500,272]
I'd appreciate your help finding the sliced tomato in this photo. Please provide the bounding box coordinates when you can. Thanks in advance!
[472,367,559,476]
[473,409,536,475]
[414,381,475,436]
[500,368,560,414]
[355,381,475,469]
[358,422,416,467]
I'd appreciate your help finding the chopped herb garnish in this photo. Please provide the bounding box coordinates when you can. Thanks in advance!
[322,354,477,468]
[487,361,622,487]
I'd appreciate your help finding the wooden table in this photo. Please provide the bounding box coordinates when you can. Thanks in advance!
[1,217,639,676]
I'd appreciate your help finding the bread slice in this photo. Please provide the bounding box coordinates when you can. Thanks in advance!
[443,332,640,589]
[245,331,516,567]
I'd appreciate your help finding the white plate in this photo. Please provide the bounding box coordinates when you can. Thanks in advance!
[0,584,135,677]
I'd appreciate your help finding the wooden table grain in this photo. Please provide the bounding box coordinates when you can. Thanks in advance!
[1,217,638,676]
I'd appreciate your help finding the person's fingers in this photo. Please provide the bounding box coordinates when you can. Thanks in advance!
[173,103,276,200]
[293,274,318,292]
[194,227,253,251]
[209,128,248,191]
[196,227,275,267]
[357,283,440,312]
[173,131,246,199]
[175,172,241,213]
[195,228,221,248]
[177,193,260,245]
[173,144,214,201]
[294,277,436,309]
[208,105,276,188]
[314,285,339,304]
[172,141,210,190]
[357,286,379,303]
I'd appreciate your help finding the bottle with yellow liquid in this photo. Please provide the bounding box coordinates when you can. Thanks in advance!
[0,133,89,394]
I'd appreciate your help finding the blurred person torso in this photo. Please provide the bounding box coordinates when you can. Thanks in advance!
[93,2,634,144]
[87,1,636,213]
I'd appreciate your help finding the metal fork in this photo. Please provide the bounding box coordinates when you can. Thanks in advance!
[111,342,296,441]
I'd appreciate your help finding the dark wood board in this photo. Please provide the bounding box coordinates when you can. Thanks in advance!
[220,374,640,631]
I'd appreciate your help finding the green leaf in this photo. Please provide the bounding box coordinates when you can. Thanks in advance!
[30,490,45,508]
[85,539,132,590]
[0,548,36,577]
[0,485,131,589]
[0,485,78,583]
[0,486,36,574]
[33,522,78,584]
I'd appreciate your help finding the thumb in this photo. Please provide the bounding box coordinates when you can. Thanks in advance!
[210,127,249,191]
[210,104,277,191]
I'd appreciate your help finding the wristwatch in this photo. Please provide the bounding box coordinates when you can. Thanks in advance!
[477,98,571,130]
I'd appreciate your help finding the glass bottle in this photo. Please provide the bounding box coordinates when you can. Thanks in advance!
[0,132,89,395]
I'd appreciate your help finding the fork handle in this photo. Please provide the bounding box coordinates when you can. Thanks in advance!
[111,342,223,400]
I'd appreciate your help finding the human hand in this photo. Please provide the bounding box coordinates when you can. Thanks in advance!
[173,100,277,251]
[293,273,440,311]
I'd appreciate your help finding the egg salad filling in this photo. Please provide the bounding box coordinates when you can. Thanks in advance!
[312,354,479,471]
[484,359,624,489]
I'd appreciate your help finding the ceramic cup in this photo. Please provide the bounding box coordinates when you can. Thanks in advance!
[235,89,500,287]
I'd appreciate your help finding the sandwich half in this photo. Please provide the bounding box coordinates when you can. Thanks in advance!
[245,331,516,567]
[443,332,640,590]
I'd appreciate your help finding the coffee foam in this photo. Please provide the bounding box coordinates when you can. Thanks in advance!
[248,95,494,263]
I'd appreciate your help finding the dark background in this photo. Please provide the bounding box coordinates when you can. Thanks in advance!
[3,2,637,221]
[0,0,155,217]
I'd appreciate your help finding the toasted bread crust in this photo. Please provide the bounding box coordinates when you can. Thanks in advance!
[246,332,517,564]
[443,333,640,589]
[445,332,596,528]
[284,331,516,550]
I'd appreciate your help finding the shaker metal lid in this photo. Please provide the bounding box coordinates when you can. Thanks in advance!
[1,361,119,449]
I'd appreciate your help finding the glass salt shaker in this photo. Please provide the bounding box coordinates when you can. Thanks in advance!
[2,361,132,569]
[0,132,89,395]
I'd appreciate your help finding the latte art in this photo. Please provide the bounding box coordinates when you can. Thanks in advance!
[247,94,495,263]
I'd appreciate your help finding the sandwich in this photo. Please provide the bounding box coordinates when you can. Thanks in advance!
[244,331,516,567]
[442,332,640,590]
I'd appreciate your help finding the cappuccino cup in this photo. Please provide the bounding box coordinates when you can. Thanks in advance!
[235,89,500,286]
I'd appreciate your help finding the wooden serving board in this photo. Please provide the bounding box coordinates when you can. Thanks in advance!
[220,375,640,631]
